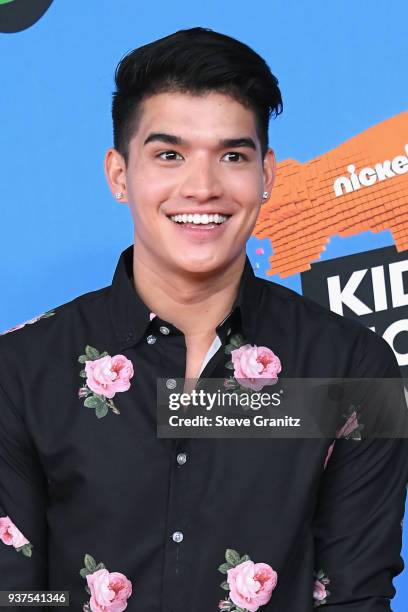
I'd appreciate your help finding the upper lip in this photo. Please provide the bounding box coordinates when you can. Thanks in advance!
[166,211,232,216]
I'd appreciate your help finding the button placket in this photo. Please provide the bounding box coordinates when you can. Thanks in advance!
[154,331,190,609]
[162,443,191,609]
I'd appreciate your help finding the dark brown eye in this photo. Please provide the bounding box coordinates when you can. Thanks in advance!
[158,151,183,161]
[223,152,246,162]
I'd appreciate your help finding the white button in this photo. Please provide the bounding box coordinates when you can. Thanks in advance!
[177,452,187,465]
[166,379,177,389]
[146,335,156,345]
[227,328,231,335]
[160,326,170,335]
[172,531,183,543]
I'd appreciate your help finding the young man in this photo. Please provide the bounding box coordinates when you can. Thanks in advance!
[0,27,407,611]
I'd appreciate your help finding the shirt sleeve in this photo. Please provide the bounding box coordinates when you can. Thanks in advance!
[0,380,48,588]
[312,328,408,610]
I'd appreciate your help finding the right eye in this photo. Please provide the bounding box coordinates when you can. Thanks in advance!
[157,151,184,161]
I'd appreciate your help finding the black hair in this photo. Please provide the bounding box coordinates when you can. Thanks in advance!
[112,27,283,163]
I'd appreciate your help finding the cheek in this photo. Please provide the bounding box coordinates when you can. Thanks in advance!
[127,175,172,219]
[224,170,262,203]
[232,184,261,212]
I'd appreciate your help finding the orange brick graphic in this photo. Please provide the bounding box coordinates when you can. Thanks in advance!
[253,112,408,277]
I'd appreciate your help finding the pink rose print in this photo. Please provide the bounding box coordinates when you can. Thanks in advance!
[85,355,133,399]
[323,404,365,469]
[87,569,132,612]
[218,548,278,612]
[0,516,29,547]
[313,569,331,607]
[313,580,327,601]
[149,312,156,321]
[78,346,134,418]
[336,408,362,439]
[0,310,55,335]
[1,322,26,334]
[0,515,33,557]
[80,554,132,612]
[224,334,282,393]
[231,344,281,391]
[323,441,335,470]
[227,561,277,611]
[255,248,264,255]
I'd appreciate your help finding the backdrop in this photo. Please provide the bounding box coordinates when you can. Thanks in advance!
[1,0,407,606]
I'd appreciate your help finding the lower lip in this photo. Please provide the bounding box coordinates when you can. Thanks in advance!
[167,217,231,239]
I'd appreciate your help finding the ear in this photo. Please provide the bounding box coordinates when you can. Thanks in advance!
[104,148,128,202]
[262,148,276,202]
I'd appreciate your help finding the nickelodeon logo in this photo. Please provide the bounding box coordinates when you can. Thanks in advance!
[253,111,408,277]
[334,144,408,197]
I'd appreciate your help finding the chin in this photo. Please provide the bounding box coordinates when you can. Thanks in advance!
[171,256,222,275]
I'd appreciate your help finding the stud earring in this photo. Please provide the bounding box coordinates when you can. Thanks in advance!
[262,191,269,200]
[115,191,125,200]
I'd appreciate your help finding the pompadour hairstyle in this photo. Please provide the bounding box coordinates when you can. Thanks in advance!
[112,27,283,163]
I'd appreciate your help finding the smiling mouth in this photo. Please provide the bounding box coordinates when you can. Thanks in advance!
[167,213,231,225]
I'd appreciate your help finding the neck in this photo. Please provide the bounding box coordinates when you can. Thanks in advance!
[132,245,246,340]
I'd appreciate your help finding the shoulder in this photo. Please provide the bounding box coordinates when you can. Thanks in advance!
[257,275,395,365]
[0,284,111,370]
[1,284,110,336]
[258,274,362,331]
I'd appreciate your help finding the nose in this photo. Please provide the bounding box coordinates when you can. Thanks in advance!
[179,156,223,202]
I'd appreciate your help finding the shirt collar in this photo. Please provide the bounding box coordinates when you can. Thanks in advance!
[108,244,263,350]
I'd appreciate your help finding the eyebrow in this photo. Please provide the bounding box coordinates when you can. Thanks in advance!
[143,132,257,150]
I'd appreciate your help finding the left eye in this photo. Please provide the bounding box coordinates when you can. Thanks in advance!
[223,152,246,162]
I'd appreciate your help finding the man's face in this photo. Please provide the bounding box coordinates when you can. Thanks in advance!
[106,91,275,275]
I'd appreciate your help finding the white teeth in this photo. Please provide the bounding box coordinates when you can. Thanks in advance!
[169,213,229,224]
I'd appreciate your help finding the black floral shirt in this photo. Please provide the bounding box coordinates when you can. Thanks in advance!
[0,244,407,611]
